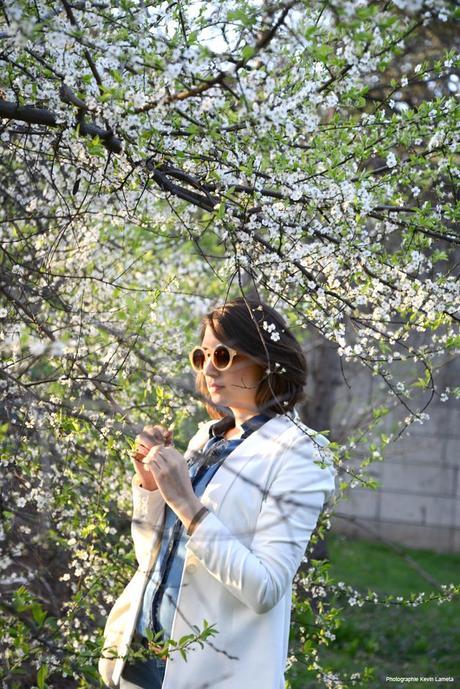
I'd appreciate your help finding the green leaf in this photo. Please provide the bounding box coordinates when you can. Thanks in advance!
[413,368,431,389]
[81,522,97,538]
[37,665,49,689]
[242,45,256,61]
[432,250,448,263]
[31,603,48,626]
[445,335,460,350]
[85,136,105,158]
[313,44,331,62]
[372,406,389,420]
[227,9,253,26]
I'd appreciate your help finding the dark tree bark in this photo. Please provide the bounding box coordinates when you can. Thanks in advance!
[298,335,342,610]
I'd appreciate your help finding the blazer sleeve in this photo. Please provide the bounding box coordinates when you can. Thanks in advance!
[185,435,336,614]
[130,474,166,569]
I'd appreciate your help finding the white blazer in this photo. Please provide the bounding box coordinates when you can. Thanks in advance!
[99,412,336,689]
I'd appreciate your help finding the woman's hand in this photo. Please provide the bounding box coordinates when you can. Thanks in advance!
[130,424,173,491]
[145,445,203,529]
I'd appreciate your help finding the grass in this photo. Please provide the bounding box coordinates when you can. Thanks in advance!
[297,532,460,689]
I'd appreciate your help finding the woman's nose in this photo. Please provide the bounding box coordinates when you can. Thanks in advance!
[203,354,218,375]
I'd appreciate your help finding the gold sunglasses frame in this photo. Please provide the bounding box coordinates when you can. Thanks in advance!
[188,344,240,372]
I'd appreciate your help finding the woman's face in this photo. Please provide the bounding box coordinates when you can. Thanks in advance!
[200,324,265,414]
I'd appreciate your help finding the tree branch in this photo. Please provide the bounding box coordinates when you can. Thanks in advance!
[0,99,122,154]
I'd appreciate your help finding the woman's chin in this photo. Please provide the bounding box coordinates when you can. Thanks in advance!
[209,388,226,401]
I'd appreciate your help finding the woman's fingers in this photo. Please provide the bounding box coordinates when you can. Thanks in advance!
[130,424,173,469]
[135,425,171,449]
[140,429,164,445]
[130,447,144,466]
[135,441,151,453]
[130,442,149,458]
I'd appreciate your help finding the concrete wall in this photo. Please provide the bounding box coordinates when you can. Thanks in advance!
[328,354,460,553]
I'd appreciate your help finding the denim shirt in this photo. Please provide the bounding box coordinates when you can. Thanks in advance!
[136,412,275,641]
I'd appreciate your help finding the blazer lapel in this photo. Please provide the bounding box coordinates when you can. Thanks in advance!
[191,413,294,514]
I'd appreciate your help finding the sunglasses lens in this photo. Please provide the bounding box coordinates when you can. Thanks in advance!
[214,345,231,370]
[191,349,206,370]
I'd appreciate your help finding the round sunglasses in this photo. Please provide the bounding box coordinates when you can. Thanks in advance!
[188,344,240,372]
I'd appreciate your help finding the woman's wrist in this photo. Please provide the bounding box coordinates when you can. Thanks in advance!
[187,506,209,535]
[134,473,158,491]
[174,495,207,533]
[139,482,158,491]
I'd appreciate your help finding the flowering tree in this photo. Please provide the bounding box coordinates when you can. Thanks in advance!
[1,0,459,687]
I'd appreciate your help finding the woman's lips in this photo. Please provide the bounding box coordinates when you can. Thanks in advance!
[208,384,224,391]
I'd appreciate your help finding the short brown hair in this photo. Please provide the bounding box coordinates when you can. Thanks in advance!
[194,297,307,419]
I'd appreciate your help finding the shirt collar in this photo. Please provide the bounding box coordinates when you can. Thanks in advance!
[209,412,276,440]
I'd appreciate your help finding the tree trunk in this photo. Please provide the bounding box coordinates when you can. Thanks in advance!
[298,334,341,610]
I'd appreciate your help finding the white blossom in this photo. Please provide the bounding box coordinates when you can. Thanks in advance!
[386,152,397,168]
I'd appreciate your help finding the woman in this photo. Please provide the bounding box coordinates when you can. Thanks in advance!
[99,296,336,689]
